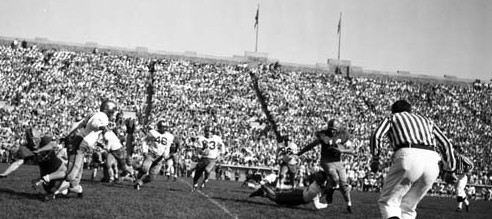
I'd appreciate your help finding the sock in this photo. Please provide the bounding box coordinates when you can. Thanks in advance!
[42,175,50,183]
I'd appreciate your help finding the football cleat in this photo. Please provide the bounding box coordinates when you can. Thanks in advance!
[347,206,352,214]
[455,207,462,212]
[134,183,141,191]
[249,189,265,198]
[200,182,206,189]
[43,193,56,202]
[31,178,45,190]
[191,185,198,193]
[77,192,84,198]
[465,203,470,212]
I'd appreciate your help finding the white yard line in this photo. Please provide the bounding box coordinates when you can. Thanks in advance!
[179,178,239,219]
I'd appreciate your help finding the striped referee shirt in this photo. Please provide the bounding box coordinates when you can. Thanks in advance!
[455,154,474,174]
[370,111,456,171]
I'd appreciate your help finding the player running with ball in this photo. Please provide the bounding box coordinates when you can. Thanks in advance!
[192,126,226,192]
[298,118,355,213]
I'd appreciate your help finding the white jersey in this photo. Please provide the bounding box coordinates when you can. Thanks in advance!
[197,135,225,159]
[147,130,174,158]
[69,112,109,150]
[103,131,123,151]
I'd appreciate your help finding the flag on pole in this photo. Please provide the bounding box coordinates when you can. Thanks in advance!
[337,12,342,34]
[254,5,259,28]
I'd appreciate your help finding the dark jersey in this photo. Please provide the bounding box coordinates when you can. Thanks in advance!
[37,150,63,175]
[170,137,180,154]
[319,129,351,163]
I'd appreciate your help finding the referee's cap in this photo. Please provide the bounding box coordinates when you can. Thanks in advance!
[391,100,412,114]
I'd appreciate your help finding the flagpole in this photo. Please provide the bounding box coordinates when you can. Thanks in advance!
[255,4,260,52]
[337,12,342,74]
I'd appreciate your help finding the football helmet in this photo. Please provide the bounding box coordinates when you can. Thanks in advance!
[327,119,342,131]
[25,128,42,150]
[156,120,167,134]
[100,99,118,119]
[203,126,212,137]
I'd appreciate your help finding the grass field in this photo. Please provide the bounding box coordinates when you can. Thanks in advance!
[1,163,491,219]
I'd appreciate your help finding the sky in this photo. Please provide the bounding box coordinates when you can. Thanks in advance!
[0,0,491,80]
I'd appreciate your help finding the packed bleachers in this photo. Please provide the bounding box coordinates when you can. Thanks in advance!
[1,42,491,190]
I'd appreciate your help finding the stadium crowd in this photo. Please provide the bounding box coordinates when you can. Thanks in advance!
[1,42,492,193]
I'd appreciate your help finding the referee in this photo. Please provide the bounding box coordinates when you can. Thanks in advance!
[370,100,456,219]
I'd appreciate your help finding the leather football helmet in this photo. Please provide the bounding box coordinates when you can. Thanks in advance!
[327,119,342,134]
[156,120,167,134]
[100,99,117,119]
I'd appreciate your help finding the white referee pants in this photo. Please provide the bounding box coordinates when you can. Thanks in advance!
[378,148,441,219]
[455,174,468,197]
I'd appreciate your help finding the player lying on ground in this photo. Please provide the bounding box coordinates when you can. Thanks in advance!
[249,171,329,210]
[242,169,277,189]
[0,128,68,198]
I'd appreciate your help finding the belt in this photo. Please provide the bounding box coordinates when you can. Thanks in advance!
[395,143,435,152]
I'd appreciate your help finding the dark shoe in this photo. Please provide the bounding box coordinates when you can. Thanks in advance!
[191,185,198,193]
[249,189,265,198]
[456,207,462,212]
[465,204,470,212]
[43,193,56,202]
[31,178,45,190]
[77,193,84,198]
[347,206,352,214]
[134,183,141,191]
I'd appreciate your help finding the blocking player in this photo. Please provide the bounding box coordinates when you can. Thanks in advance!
[0,128,42,178]
[1,128,67,198]
[164,136,181,181]
[249,171,329,210]
[191,126,226,192]
[49,99,117,200]
[297,118,355,213]
[102,129,135,183]
[134,120,177,190]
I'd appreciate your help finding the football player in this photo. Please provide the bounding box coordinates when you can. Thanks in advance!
[164,137,181,181]
[297,118,355,213]
[49,99,117,200]
[102,129,135,183]
[134,120,178,190]
[192,126,226,192]
[1,128,67,199]
[249,171,329,210]
[277,136,299,190]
